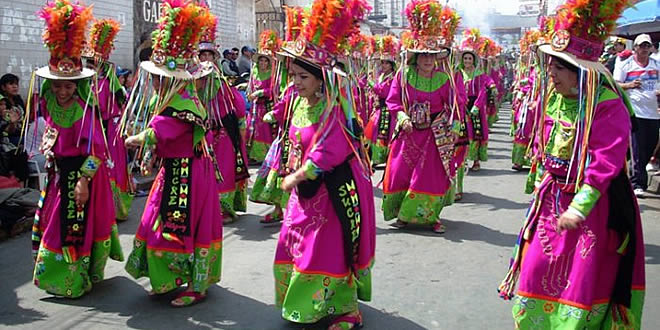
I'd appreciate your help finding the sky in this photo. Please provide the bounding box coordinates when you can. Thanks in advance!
[447,0,521,15]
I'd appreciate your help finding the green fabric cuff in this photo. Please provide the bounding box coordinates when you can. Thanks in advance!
[303,160,322,180]
[144,128,157,146]
[80,155,102,178]
[255,90,264,98]
[570,183,601,217]
[263,111,276,123]
[238,118,246,129]
[397,111,410,124]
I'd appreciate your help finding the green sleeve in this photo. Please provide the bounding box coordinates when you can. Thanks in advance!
[302,160,322,180]
[144,128,157,146]
[569,183,601,218]
[80,155,102,178]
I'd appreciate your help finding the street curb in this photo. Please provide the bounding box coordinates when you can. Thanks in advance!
[650,172,660,194]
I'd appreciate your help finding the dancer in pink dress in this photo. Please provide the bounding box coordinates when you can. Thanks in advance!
[84,19,134,221]
[31,0,123,298]
[274,0,375,328]
[499,2,645,328]
[383,0,464,233]
[123,2,221,307]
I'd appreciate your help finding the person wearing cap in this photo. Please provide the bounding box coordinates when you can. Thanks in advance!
[195,19,250,225]
[499,2,646,328]
[383,1,465,234]
[274,0,375,327]
[246,31,279,163]
[605,38,627,73]
[221,49,239,76]
[122,1,222,307]
[30,0,123,299]
[614,33,660,198]
[238,45,256,76]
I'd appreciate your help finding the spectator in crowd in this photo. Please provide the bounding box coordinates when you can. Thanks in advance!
[232,47,240,61]
[116,67,131,97]
[238,45,256,75]
[221,49,239,76]
[0,94,28,185]
[606,38,626,73]
[0,74,26,144]
[614,34,660,198]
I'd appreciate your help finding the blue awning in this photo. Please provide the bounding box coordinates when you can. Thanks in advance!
[616,0,660,37]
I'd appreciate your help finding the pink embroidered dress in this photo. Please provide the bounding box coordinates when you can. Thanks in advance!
[364,72,396,165]
[95,63,133,221]
[247,66,276,161]
[203,74,249,219]
[250,84,296,208]
[499,87,646,328]
[274,96,375,323]
[382,66,464,224]
[465,68,495,163]
[125,84,223,294]
[32,79,123,298]
[511,67,537,168]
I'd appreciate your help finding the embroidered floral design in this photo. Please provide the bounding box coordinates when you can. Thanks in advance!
[543,302,555,314]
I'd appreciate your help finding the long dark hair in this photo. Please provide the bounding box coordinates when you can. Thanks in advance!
[0,74,25,110]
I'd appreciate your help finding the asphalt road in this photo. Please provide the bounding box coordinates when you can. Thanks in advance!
[2,106,659,329]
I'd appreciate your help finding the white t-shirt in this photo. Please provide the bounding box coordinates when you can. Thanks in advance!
[614,56,660,119]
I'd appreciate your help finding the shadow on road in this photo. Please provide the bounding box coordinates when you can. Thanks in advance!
[459,192,529,211]
[0,233,47,326]
[223,213,281,242]
[375,220,518,248]
[35,276,423,329]
[644,244,660,265]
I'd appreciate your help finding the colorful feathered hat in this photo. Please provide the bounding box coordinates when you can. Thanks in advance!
[376,35,401,62]
[86,19,121,62]
[402,0,460,54]
[539,0,630,72]
[460,28,483,60]
[198,14,219,57]
[36,0,95,80]
[283,0,371,68]
[283,6,306,46]
[141,0,214,80]
[253,29,282,62]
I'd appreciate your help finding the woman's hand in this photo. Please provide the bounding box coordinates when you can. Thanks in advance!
[557,211,583,232]
[401,119,413,133]
[248,90,262,102]
[281,169,305,192]
[125,133,144,149]
[74,177,90,207]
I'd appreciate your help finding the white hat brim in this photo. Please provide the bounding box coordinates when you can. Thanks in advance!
[191,61,215,80]
[140,61,193,80]
[252,53,275,63]
[538,44,609,75]
[35,66,95,80]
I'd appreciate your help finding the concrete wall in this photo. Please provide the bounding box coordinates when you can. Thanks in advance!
[0,0,255,93]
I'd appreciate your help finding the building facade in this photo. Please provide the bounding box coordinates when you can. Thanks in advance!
[0,0,256,90]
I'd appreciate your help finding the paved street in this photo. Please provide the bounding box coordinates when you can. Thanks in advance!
[2,107,660,329]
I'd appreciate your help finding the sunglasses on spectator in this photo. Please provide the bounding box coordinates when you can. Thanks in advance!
[638,43,652,49]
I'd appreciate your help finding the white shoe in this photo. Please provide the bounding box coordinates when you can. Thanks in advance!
[646,162,660,172]
[634,188,646,198]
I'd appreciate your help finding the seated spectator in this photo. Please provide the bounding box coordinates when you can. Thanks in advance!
[0,74,25,146]
[221,49,240,76]
[238,46,256,75]
[0,95,28,184]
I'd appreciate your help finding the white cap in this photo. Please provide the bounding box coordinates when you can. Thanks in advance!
[634,34,652,46]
